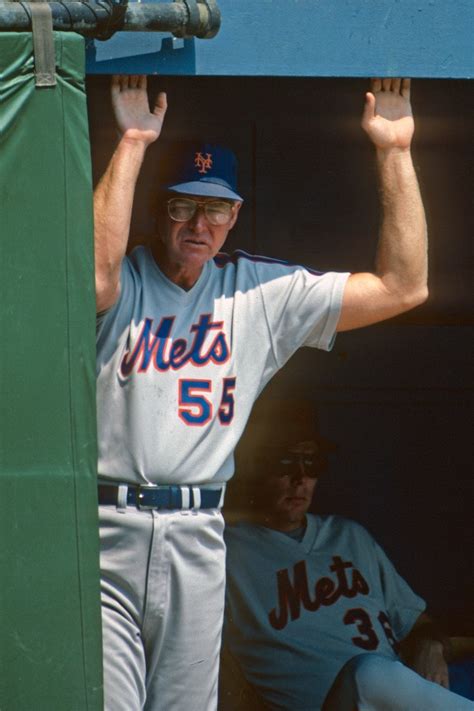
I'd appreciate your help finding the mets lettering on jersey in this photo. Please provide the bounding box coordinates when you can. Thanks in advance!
[96,247,349,486]
[119,314,230,376]
[224,515,426,710]
[269,556,370,630]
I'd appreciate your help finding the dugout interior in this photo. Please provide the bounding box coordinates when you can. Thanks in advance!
[87,75,473,633]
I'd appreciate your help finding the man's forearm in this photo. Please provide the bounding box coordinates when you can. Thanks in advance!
[94,137,148,312]
[403,620,450,659]
[400,613,451,688]
[375,146,428,308]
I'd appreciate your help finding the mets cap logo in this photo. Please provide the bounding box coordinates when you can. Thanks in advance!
[194,151,213,174]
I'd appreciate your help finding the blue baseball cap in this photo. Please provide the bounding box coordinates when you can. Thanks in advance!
[165,143,243,201]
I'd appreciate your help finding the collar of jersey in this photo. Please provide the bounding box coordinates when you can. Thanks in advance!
[242,514,320,553]
[148,248,213,303]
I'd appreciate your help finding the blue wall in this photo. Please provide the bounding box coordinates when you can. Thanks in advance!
[86,0,474,78]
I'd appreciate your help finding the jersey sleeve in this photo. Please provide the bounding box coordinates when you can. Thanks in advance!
[253,259,349,368]
[372,536,427,641]
[96,256,139,374]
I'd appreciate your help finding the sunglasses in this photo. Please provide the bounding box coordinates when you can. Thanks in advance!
[258,452,320,479]
[167,197,235,226]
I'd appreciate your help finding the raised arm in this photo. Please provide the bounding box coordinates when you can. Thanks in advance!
[337,78,428,332]
[94,75,167,312]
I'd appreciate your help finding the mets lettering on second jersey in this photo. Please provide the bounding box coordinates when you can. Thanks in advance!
[269,555,399,653]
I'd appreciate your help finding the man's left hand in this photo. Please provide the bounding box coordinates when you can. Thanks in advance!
[361,78,414,150]
[411,639,450,689]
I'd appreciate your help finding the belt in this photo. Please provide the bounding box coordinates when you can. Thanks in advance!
[98,483,223,510]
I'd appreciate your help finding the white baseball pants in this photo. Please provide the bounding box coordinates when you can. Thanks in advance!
[99,505,226,711]
[323,653,474,710]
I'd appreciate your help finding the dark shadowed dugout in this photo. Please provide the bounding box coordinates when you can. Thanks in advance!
[88,72,473,633]
[2,1,472,709]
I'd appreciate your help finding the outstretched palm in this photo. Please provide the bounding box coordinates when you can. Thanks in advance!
[362,78,414,150]
[112,74,167,146]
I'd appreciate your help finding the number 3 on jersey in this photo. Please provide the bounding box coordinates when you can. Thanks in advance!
[178,377,236,426]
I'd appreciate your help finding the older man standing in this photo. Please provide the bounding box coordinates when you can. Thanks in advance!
[94,75,427,710]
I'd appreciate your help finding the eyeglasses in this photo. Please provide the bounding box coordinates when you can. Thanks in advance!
[167,197,235,226]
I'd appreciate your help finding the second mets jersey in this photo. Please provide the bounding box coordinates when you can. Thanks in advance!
[224,514,426,710]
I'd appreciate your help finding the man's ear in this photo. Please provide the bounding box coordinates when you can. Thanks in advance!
[228,201,242,230]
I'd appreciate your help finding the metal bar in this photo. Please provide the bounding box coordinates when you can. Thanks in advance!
[0,0,220,37]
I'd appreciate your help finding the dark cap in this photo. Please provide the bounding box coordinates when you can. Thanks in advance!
[164,143,243,201]
[237,397,336,472]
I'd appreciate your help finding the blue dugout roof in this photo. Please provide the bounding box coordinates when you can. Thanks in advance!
[86,0,474,78]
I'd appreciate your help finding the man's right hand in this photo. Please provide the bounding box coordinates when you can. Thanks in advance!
[94,75,166,312]
[111,75,167,146]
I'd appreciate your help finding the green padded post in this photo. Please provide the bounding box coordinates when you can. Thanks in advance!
[0,33,102,710]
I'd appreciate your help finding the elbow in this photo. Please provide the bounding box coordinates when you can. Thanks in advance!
[412,283,429,308]
[418,284,429,305]
[398,284,429,313]
[95,274,120,313]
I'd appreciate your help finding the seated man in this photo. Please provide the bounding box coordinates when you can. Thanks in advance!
[221,400,473,710]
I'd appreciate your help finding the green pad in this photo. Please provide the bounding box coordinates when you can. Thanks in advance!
[0,33,102,710]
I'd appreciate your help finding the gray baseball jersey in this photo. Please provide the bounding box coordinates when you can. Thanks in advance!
[224,514,426,710]
[96,246,349,486]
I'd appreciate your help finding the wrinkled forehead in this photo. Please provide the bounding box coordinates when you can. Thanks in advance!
[168,193,237,204]
[158,192,238,208]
